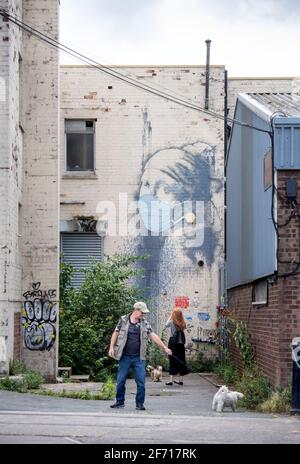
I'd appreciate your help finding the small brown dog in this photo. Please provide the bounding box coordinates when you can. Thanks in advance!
[147,365,163,382]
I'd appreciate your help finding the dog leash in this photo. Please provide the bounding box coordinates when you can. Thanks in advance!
[169,353,191,372]
[198,373,220,389]
[169,354,220,386]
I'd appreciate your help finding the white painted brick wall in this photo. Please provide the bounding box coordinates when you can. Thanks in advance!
[0,0,59,379]
[60,65,225,343]
[20,0,59,379]
[0,0,23,375]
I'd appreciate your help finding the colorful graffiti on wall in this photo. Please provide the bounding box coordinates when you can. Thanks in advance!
[175,296,190,308]
[22,282,57,351]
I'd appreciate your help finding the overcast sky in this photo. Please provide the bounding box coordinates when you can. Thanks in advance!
[59,0,300,77]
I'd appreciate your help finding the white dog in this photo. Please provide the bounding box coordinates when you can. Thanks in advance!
[212,385,244,412]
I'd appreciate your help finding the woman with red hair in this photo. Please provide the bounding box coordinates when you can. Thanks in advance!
[165,308,188,385]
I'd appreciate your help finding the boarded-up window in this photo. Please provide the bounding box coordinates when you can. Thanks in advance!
[264,150,272,191]
[65,120,95,171]
[61,233,103,288]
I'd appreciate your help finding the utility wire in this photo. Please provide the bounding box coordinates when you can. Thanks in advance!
[1,9,226,118]
[0,9,272,135]
[4,9,298,277]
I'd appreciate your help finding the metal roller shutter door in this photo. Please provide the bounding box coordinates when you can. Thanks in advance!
[61,233,104,288]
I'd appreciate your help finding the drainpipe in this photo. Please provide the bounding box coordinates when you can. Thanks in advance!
[224,69,228,261]
[205,39,211,110]
[223,68,229,344]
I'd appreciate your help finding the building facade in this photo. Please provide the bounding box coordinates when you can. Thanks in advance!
[226,92,300,386]
[0,0,59,380]
[59,65,226,355]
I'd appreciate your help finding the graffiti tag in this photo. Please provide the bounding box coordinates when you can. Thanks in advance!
[22,283,57,351]
[175,296,190,308]
[197,312,210,321]
[23,282,56,301]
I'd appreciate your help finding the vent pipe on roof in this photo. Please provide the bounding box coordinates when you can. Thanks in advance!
[205,39,211,110]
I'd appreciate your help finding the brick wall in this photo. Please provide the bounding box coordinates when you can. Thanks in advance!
[60,65,225,344]
[228,170,300,386]
[276,171,300,384]
[0,0,23,376]
[21,0,59,380]
[0,0,59,379]
[228,280,284,385]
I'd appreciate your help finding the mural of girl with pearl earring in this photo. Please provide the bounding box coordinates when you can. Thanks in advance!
[126,140,223,337]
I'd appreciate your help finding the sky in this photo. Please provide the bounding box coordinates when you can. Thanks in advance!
[59,0,300,77]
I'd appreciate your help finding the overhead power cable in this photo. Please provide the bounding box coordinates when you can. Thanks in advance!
[0,9,272,135]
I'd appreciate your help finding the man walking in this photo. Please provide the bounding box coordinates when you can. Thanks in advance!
[108,301,172,410]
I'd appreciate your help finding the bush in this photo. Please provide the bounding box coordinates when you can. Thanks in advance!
[228,319,254,369]
[93,360,118,382]
[0,365,44,393]
[32,377,116,401]
[187,351,217,373]
[9,359,26,375]
[98,376,115,400]
[59,254,147,379]
[24,371,44,390]
[0,376,27,393]
[214,359,240,386]
[236,366,271,410]
[258,385,291,413]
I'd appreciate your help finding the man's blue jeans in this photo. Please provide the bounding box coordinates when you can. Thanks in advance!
[116,355,146,405]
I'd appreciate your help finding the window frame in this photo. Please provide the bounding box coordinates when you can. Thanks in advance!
[252,279,268,307]
[64,119,96,173]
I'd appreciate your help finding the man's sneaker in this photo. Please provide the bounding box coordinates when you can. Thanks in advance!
[136,404,146,410]
[110,402,125,409]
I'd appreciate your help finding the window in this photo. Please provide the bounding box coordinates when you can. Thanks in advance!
[61,233,103,288]
[252,279,268,306]
[264,150,272,191]
[65,120,95,171]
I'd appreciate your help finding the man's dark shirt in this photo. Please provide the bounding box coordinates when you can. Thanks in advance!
[122,320,141,356]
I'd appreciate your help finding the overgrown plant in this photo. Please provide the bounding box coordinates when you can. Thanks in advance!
[228,318,254,369]
[59,254,147,380]
[258,384,291,413]
[33,377,116,401]
[24,371,45,390]
[215,322,288,412]
[0,367,44,393]
[214,352,240,386]
[187,351,217,373]
[236,366,271,409]
[9,359,26,376]
[99,376,115,400]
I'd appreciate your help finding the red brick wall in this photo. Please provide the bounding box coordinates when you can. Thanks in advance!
[13,312,21,361]
[228,170,300,387]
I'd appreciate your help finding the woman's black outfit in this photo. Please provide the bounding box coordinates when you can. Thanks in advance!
[167,322,188,376]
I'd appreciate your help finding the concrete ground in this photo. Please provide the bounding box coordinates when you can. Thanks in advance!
[0,372,257,417]
[0,373,300,444]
